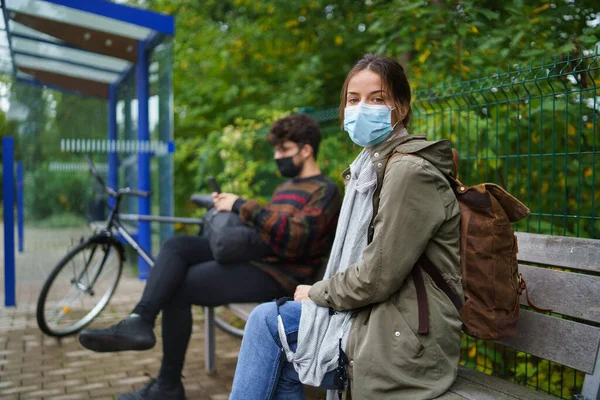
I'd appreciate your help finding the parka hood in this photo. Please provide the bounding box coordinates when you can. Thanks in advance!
[395,135,455,177]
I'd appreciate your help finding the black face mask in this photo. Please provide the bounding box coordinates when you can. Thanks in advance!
[276,153,303,178]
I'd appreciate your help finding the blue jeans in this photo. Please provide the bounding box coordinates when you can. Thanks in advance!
[230,301,339,400]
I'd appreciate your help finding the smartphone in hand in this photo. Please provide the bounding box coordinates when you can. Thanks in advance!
[207,176,221,194]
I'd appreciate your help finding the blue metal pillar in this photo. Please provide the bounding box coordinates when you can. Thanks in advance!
[108,85,118,208]
[3,137,16,307]
[136,41,151,280]
[17,162,24,253]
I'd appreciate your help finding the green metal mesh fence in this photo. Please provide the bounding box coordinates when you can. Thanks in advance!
[412,50,599,240]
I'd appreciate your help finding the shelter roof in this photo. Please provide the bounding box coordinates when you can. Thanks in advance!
[0,0,174,98]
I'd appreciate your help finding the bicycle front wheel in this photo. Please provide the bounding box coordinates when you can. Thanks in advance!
[37,235,124,337]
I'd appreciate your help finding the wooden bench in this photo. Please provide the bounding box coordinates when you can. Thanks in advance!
[204,232,600,399]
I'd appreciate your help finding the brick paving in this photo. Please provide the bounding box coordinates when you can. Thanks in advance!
[0,224,326,399]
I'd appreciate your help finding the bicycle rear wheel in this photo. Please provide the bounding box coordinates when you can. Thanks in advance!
[37,235,124,337]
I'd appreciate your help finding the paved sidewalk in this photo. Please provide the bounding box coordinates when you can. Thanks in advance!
[0,224,326,399]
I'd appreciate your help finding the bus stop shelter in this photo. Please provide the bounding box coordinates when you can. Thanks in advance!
[1,0,175,306]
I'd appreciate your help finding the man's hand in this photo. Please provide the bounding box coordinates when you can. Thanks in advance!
[212,192,239,212]
[294,285,312,302]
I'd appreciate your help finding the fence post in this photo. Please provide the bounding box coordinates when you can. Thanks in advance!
[17,161,23,253]
[3,137,16,307]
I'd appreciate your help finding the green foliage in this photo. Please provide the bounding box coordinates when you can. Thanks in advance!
[371,0,599,88]
[23,167,92,222]
[135,0,374,138]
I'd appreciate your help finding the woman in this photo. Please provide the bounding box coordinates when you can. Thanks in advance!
[229,54,463,400]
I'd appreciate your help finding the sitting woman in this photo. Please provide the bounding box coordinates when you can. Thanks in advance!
[229,54,463,400]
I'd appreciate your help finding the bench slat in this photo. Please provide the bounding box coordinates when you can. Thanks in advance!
[228,303,259,321]
[497,310,600,374]
[443,367,556,399]
[519,264,600,324]
[516,232,600,273]
[435,391,470,399]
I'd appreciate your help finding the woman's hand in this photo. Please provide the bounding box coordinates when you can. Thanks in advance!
[212,192,239,212]
[294,285,312,301]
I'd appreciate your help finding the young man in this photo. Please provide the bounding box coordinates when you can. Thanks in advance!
[78,113,342,400]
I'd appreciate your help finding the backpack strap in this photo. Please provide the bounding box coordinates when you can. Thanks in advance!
[451,148,459,177]
[411,266,430,335]
[385,150,463,335]
[419,255,463,312]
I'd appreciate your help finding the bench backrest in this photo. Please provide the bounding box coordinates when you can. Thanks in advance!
[505,232,600,398]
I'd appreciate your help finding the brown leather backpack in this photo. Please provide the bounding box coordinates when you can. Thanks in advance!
[390,150,549,340]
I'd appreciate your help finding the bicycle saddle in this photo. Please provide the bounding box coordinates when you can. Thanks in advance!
[190,193,214,209]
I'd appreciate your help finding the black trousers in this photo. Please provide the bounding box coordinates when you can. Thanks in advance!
[132,235,288,384]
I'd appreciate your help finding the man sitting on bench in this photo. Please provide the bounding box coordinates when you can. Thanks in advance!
[77,113,342,400]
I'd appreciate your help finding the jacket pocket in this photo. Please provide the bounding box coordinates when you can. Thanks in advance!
[388,301,424,358]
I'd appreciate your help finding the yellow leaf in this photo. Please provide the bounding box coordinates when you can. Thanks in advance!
[568,198,578,209]
[468,345,476,358]
[568,124,576,137]
[532,3,550,15]
[285,20,299,29]
[415,36,425,51]
[181,60,188,70]
[418,49,431,64]
[542,181,549,193]
[335,36,343,46]
[584,168,593,178]
[471,26,479,34]
[586,122,593,129]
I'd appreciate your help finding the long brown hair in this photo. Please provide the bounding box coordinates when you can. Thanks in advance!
[339,54,412,128]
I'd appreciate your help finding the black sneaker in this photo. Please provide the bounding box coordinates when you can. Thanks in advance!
[117,377,185,400]
[78,315,156,352]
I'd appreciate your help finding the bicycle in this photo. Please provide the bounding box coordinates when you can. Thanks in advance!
[36,156,208,337]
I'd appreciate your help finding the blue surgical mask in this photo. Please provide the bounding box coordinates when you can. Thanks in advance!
[343,103,395,147]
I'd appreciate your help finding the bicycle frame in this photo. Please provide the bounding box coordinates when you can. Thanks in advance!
[96,195,204,271]
[103,194,156,268]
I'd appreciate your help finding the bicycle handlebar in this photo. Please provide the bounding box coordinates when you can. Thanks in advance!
[85,155,151,199]
[118,188,152,198]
